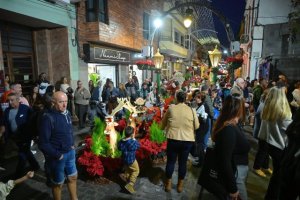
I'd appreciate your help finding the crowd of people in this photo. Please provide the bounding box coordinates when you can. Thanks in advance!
[0,71,299,200]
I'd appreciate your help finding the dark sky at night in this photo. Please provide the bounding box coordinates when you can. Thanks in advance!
[211,0,246,48]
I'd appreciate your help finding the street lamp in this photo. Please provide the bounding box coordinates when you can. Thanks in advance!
[150,18,162,57]
[208,45,222,83]
[153,48,164,95]
[183,8,193,28]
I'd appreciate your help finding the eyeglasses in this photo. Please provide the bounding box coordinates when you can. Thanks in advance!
[196,96,201,99]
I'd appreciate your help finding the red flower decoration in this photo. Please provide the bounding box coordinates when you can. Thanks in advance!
[78,150,104,177]
[136,60,155,66]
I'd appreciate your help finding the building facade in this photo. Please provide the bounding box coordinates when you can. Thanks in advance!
[77,0,163,87]
[0,0,78,95]
[241,0,300,81]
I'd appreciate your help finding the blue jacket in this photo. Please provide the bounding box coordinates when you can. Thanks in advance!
[118,138,140,165]
[3,104,32,141]
[38,109,74,159]
[91,86,102,101]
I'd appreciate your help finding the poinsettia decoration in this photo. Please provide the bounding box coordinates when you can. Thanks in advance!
[190,75,202,83]
[78,114,168,178]
[136,60,155,70]
[226,57,243,70]
[78,150,105,176]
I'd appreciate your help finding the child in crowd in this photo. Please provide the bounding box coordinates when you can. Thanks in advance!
[0,171,34,199]
[118,126,140,194]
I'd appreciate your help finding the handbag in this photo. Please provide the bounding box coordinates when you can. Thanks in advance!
[198,146,228,199]
[190,107,199,157]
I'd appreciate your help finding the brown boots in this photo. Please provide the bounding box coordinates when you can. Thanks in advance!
[177,179,184,193]
[164,179,172,192]
[165,178,184,193]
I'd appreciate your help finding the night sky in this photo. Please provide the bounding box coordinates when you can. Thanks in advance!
[212,0,246,48]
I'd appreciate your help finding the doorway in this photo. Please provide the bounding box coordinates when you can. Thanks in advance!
[3,53,35,96]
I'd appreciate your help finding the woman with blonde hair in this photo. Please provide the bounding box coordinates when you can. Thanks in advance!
[118,83,128,98]
[258,86,292,200]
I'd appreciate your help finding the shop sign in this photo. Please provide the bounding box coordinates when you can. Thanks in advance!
[92,47,130,63]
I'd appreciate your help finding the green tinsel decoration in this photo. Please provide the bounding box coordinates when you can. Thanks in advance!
[111,129,125,158]
[89,73,100,87]
[125,109,131,121]
[149,121,166,144]
[91,118,111,156]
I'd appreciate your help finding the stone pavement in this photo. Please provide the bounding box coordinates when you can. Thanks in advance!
[1,125,269,200]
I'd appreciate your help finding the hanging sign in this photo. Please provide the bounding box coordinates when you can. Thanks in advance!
[91,46,131,63]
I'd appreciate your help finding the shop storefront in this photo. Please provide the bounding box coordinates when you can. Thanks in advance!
[83,43,144,87]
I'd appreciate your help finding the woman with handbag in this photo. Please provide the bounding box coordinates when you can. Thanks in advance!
[191,91,210,167]
[198,94,250,200]
[161,90,199,193]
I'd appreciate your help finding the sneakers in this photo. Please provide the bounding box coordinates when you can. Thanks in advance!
[253,169,267,178]
[119,173,128,182]
[125,183,136,194]
[262,168,273,175]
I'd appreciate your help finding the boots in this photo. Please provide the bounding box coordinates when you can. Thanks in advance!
[164,179,172,192]
[177,178,184,193]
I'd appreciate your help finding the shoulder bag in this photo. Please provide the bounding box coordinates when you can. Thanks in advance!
[197,145,228,200]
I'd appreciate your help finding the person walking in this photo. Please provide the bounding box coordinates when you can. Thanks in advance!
[74,80,91,129]
[3,93,40,177]
[161,90,199,193]
[258,86,292,200]
[118,126,140,194]
[38,91,78,200]
[202,94,250,200]
[191,91,209,167]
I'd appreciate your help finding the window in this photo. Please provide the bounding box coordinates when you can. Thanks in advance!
[281,34,289,56]
[185,35,190,49]
[143,12,150,40]
[86,0,108,24]
[174,31,180,44]
[180,35,184,47]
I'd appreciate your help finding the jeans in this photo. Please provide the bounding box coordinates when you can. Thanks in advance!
[47,149,77,184]
[236,165,249,200]
[203,118,212,150]
[265,144,284,200]
[165,139,193,179]
[253,139,269,170]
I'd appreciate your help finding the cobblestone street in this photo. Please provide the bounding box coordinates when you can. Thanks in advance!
[0,126,269,200]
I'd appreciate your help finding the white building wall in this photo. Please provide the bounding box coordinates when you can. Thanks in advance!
[257,0,290,25]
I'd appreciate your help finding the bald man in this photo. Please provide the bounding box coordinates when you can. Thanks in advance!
[230,78,246,97]
[38,91,77,200]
